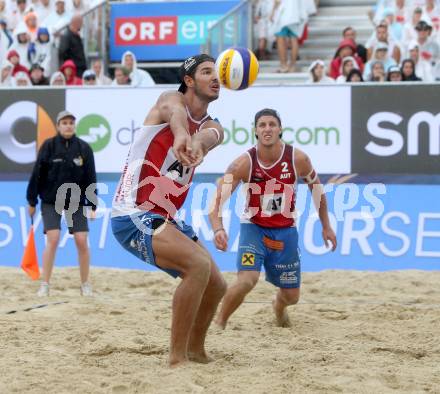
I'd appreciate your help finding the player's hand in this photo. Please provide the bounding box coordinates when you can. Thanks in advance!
[322,226,337,251]
[28,205,36,218]
[173,132,193,166]
[214,229,228,251]
[188,139,205,168]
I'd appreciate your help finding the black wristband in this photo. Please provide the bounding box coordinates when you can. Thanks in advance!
[213,228,225,235]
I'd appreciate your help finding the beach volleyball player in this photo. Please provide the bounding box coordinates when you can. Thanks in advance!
[111,54,226,367]
[209,108,337,328]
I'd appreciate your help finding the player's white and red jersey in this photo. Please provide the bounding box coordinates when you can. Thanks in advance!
[112,108,211,218]
[243,143,298,228]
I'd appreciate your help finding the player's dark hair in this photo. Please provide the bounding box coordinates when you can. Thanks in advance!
[254,108,282,128]
[254,108,283,139]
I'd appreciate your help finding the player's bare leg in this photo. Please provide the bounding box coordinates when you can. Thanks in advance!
[215,270,260,329]
[74,232,90,284]
[272,288,300,328]
[41,229,60,283]
[153,224,211,367]
[188,244,226,363]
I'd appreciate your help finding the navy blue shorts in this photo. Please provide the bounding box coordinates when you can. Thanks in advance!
[111,212,198,278]
[236,223,301,288]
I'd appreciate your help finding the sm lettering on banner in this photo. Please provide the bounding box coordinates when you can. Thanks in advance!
[351,85,440,174]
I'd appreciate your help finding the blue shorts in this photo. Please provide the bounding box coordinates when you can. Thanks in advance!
[111,212,198,278]
[236,223,301,288]
[275,26,298,38]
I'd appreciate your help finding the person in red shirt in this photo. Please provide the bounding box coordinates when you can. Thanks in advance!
[59,59,82,85]
[209,108,337,329]
[329,39,364,79]
[7,50,29,76]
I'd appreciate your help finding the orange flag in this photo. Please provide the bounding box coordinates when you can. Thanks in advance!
[21,225,40,280]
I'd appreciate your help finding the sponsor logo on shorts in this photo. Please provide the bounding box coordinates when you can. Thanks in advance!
[241,253,255,266]
[274,261,299,270]
[129,233,150,264]
[279,271,298,284]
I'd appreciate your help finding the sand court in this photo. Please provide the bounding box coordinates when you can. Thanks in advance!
[1,267,440,393]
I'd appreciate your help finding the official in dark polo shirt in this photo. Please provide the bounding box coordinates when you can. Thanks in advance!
[27,110,97,297]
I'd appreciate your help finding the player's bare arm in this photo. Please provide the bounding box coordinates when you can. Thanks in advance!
[189,120,224,167]
[144,91,193,166]
[209,154,250,251]
[294,148,337,251]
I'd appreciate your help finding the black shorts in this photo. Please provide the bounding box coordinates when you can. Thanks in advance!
[41,203,89,234]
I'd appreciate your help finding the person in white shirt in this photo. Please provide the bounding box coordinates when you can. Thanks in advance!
[402,6,423,47]
[121,50,155,87]
[10,23,32,68]
[91,58,111,85]
[336,56,359,83]
[366,22,401,64]
[29,26,53,76]
[67,0,87,15]
[306,59,334,83]
[0,58,13,86]
[408,40,434,80]
[254,0,273,60]
[43,0,71,33]
[34,0,52,24]
[8,0,27,31]
[414,19,440,63]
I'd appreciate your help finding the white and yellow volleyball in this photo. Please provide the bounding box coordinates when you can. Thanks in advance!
[215,47,259,90]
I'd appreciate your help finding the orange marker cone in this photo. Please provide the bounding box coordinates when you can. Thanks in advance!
[21,224,40,280]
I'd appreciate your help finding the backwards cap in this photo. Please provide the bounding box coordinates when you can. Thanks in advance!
[178,54,215,93]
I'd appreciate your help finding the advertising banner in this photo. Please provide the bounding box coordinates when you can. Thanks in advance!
[351,85,440,174]
[1,181,439,271]
[109,1,240,62]
[0,89,65,174]
[65,86,351,174]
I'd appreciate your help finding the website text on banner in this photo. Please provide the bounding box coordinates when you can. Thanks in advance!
[109,0,240,62]
[65,86,351,174]
[1,181,439,271]
[1,85,440,176]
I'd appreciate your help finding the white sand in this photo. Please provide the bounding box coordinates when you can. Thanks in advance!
[1,267,440,393]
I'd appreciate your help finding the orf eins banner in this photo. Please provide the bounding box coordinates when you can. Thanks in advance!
[109,0,240,62]
[0,181,439,271]
[65,86,351,174]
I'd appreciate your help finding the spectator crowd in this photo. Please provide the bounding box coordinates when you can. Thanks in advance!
[2,0,440,87]
[0,0,155,87]
[308,0,440,83]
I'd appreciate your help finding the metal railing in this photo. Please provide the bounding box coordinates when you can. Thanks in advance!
[202,0,253,58]
[55,0,108,67]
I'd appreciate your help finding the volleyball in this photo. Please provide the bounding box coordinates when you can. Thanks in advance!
[215,47,259,90]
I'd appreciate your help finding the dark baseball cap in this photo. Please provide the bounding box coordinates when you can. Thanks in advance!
[416,20,432,31]
[178,54,215,93]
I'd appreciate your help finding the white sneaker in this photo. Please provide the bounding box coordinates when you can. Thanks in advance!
[37,282,50,297]
[80,282,93,296]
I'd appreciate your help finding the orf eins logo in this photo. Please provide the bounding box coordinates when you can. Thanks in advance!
[0,101,56,164]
